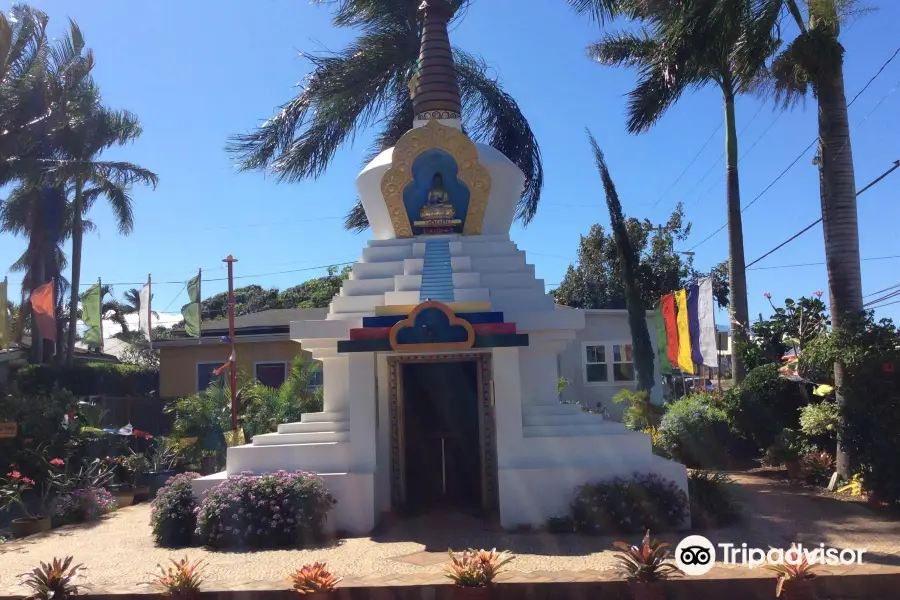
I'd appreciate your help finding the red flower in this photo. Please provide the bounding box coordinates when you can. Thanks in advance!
[22,477,35,485]
[884,363,895,373]
[6,470,22,479]
[814,290,824,297]
[764,292,772,299]
[50,458,65,467]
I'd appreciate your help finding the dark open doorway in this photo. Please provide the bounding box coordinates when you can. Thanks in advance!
[402,360,482,513]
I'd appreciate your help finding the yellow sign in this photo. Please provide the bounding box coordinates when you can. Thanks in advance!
[0,422,17,438]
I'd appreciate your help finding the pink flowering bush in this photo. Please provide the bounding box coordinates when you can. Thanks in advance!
[151,472,201,547]
[196,471,336,549]
[52,487,117,525]
[571,472,688,535]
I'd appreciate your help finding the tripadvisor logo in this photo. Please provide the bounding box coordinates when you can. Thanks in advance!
[674,535,867,575]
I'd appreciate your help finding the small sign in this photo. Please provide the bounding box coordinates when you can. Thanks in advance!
[0,422,17,439]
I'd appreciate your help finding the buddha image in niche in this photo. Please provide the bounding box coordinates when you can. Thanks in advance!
[419,173,456,219]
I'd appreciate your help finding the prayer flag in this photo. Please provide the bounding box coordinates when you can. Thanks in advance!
[81,283,102,348]
[661,293,679,368]
[213,349,235,376]
[654,306,672,375]
[182,272,201,338]
[697,278,718,367]
[0,277,7,350]
[674,289,694,374]
[139,281,152,343]
[687,283,703,366]
[31,281,56,342]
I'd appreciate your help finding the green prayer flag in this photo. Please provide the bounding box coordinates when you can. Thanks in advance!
[655,306,672,375]
[187,274,201,304]
[81,283,102,347]
[182,302,200,338]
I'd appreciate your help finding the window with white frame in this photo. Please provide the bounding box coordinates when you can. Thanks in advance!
[583,342,636,384]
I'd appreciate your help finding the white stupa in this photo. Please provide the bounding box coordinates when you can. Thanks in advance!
[194,0,687,533]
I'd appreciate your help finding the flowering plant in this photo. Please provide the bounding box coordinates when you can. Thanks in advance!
[444,548,514,587]
[195,470,336,549]
[289,562,342,594]
[150,557,205,596]
[18,556,85,600]
[52,488,117,525]
[612,530,683,583]
[571,473,689,534]
[763,543,816,597]
[1,468,38,516]
[151,473,200,547]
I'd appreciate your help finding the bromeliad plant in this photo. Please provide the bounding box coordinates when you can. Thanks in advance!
[288,562,342,594]
[763,544,816,598]
[445,548,514,587]
[612,530,683,583]
[150,557,205,597]
[19,556,85,600]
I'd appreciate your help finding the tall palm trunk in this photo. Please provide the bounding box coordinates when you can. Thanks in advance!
[29,253,45,364]
[817,59,862,478]
[66,178,84,365]
[722,83,749,383]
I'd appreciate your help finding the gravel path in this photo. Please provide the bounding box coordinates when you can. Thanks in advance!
[1,471,898,594]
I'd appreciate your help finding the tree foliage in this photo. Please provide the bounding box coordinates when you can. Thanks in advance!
[551,203,729,310]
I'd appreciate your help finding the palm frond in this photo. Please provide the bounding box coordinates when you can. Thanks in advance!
[455,49,543,224]
[567,0,623,25]
[587,29,658,68]
[769,27,844,107]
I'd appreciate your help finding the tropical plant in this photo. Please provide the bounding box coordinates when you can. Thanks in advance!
[799,451,835,486]
[798,401,839,439]
[587,132,655,390]
[150,472,200,547]
[613,389,662,431]
[18,556,85,600]
[1,468,37,515]
[241,357,325,439]
[763,543,816,598]
[611,530,683,583]
[145,437,184,473]
[150,557,205,597]
[289,562,343,594]
[578,0,780,384]
[444,548,514,587]
[227,0,542,232]
[120,287,158,321]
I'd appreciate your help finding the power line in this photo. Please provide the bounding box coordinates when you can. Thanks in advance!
[744,159,900,268]
[864,282,900,300]
[687,46,900,252]
[864,288,900,308]
[748,254,900,271]
[867,297,900,310]
[651,120,723,210]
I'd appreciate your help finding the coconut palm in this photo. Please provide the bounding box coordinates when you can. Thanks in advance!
[759,0,867,476]
[577,0,778,384]
[227,0,543,231]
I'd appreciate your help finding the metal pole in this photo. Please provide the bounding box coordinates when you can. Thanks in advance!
[223,255,238,429]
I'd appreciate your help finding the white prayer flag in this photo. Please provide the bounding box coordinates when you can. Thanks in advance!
[698,277,718,367]
[139,282,152,345]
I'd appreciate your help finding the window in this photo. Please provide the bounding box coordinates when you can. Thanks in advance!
[584,344,608,383]
[255,362,288,388]
[197,362,224,393]
[583,342,636,384]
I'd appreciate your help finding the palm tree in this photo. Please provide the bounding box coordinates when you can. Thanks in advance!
[227,0,543,231]
[587,130,655,391]
[120,287,158,323]
[576,0,778,384]
[761,0,866,477]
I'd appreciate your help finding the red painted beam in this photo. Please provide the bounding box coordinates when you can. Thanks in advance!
[350,327,391,340]
[349,321,516,341]
[474,322,516,335]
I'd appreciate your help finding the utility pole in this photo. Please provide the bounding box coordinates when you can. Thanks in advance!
[223,255,238,429]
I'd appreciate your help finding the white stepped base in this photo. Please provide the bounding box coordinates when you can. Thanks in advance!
[190,471,375,534]
[497,455,689,529]
[277,421,348,434]
[507,427,649,466]
[300,411,346,423]
[523,424,624,437]
[253,431,350,445]
[523,412,602,426]
[523,404,587,415]
[227,442,351,474]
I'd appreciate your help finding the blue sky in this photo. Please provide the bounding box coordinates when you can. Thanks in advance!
[2,0,899,329]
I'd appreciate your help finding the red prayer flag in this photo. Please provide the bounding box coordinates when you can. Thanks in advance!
[661,293,679,367]
[31,281,56,342]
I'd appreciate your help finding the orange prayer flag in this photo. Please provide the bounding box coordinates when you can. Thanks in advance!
[31,281,56,343]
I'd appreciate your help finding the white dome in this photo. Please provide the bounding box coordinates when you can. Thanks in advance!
[356,142,526,240]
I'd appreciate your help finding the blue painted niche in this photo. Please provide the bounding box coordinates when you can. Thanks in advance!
[402,149,470,228]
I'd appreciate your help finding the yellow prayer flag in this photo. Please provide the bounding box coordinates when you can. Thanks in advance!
[674,289,694,375]
[814,384,834,397]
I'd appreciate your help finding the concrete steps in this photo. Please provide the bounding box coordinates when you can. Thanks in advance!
[277,421,349,434]
[253,430,350,445]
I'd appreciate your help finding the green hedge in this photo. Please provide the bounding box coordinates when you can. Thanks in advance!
[14,362,158,397]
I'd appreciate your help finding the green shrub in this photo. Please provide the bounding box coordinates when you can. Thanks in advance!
[546,514,577,533]
[570,473,688,534]
[151,472,200,547]
[0,389,73,482]
[799,401,839,437]
[762,428,803,466]
[799,451,835,487]
[196,471,336,548]
[658,394,731,468]
[688,470,740,528]
[612,389,663,431]
[726,363,805,451]
[14,363,158,397]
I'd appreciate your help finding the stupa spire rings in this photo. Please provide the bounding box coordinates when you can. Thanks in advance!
[412,0,462,127]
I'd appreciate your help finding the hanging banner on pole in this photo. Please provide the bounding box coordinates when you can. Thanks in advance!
[31,281,56,343]
[81,283,103,348]
[654,305,672,375]
[697,278,719,367]
[182,271,202,338]
[674,289,694,375]
[139,280,152,345]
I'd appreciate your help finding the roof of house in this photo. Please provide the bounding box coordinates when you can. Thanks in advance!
[154,307,328,347]
[0,337,120,365]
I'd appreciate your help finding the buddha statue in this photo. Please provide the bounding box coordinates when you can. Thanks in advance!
[419,173,456,220]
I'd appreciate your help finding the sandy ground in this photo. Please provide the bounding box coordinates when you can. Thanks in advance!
[1,471,898,594]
